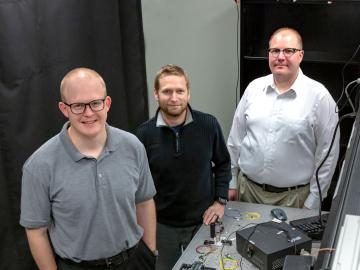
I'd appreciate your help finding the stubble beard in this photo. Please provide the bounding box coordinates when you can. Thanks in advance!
[161,104,187,119]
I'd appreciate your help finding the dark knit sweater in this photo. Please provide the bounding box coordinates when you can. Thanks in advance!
[136,107,231,227]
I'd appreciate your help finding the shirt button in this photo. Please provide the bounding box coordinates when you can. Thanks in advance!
[98,173,102,178]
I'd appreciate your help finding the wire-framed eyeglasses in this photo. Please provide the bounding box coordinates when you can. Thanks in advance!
[268,48,302,57]
[63,98,106,114]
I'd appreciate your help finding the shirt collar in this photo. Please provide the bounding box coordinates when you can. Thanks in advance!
[60,122,84,161]
[60,121,112,161]
[155,106,194,127]
[104,123,116,152]
[265,68,303,96]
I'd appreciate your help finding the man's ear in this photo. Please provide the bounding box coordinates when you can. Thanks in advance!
[105,96,112,112]
[154,89,159,101]
[58,102,69,118]
[298,50,304,63]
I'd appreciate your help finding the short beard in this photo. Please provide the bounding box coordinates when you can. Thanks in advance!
[160,105,187,119]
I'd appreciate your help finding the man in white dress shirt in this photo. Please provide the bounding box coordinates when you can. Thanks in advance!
[227,27,339,209]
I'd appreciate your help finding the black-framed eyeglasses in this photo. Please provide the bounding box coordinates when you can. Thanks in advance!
[63,98,106,114]
[268,48,302,57]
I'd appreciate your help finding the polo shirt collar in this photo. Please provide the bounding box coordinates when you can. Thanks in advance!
[60,122,84,161]
[155,105,194,127]
[59,121,113,161]
[104,123,116,152]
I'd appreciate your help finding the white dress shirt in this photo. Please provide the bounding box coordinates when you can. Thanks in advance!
[227,69,340,209]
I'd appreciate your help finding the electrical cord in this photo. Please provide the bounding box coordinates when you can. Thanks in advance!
[337,83,360,112]
[219,257,238,270]
[345,79,360,113]
[318,43,360,227]
[317,248,336,253]
[195,244,216,265]
[315,112,356,227]
[219,230,237,270]
[224,208,261,221]
[335,43,360,113]
[234,223,257,269]
[216,223,257,269]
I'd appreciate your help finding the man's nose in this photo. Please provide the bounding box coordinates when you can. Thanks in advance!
[170,92,178,100]
[277,51,286,59]
[83,104,94,115]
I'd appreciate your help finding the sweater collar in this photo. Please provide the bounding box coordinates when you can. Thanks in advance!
[155,105,194,127]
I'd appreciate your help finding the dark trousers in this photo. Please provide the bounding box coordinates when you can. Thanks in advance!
[127,239,156,270]
[57,259,130,270]
[156,222,201,270]
[57,240,156,270]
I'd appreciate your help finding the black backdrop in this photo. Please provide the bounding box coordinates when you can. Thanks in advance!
[0,1,148,269]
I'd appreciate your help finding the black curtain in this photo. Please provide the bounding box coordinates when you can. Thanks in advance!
[0,1,148,269]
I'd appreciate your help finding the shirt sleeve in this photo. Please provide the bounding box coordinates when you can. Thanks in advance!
[227,89,249,189]
[134,141,156,204]
[20,165,51,228]
[304,92,340,209]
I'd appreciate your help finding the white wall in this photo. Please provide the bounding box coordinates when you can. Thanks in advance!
[141,0,240,138]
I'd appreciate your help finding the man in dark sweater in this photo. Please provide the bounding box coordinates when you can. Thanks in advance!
[136,64,231,270]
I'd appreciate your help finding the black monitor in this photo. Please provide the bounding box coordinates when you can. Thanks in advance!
[314,105,360,269]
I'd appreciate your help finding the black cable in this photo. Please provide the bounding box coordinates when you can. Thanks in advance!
[337,83,360,112]
[224,222,256,269]
[219,230,237,269]
[323,43,360,227]
[355,85,360,112]
[345,79,360,113]
[315,112,356,227]
[335,43,360,113]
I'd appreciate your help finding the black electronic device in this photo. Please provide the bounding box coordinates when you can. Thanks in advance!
[210,222,215,238]
[271,208,287,221]
[283,255,313,270]
[236,221,312,270]
[190,261,204,270]
[179,262,215,270]
[290,213,329,241]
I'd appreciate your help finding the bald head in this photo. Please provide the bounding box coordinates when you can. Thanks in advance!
[60,68,107,102]
[269,27,303,50]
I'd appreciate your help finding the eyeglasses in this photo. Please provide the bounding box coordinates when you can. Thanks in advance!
[63,99,106,114]
[268,48,302,57]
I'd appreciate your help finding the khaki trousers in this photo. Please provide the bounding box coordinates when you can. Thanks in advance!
[237,173,310,208]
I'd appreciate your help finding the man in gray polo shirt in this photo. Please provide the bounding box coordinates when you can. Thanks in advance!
[20,68,157,270]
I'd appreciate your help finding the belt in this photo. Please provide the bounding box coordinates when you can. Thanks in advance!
[245,175,308,193]
[58,244,137,268]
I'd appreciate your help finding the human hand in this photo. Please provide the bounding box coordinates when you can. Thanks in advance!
[202,201,225,225]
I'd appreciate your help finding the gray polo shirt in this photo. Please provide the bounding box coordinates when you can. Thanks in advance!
[20,122,156,261]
